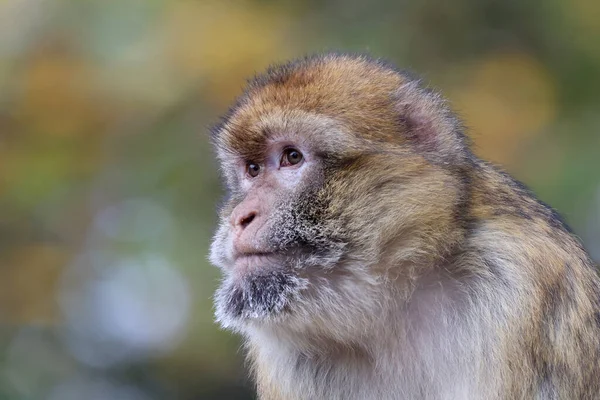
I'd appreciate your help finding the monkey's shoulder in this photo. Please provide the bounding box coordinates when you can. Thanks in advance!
[463,161,598,287]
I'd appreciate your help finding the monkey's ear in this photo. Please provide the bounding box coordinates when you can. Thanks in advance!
[395,80,471,166]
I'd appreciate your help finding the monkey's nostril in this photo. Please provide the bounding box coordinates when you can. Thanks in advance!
[240,212,256,229]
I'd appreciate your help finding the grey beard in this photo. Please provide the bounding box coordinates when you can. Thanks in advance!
[214,270,309,330]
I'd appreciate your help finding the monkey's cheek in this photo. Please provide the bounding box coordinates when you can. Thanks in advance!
[208,232,235,271]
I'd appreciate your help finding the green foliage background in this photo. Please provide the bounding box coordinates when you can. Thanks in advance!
[0,0,598,398]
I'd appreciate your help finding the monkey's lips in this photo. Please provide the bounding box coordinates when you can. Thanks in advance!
[233,252,284,274]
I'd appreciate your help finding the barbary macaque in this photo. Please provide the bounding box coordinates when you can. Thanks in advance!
[209,53,600,399]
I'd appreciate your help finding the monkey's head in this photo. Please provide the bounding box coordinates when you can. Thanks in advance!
[210,54,471,339]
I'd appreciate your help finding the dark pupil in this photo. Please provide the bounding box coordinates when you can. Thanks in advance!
[248,163,259,176]
[289,151,300,162]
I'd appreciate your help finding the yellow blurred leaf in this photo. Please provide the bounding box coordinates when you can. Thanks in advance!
[451,52,557,165]
[163,0,293,105]
[566,0,600,58]
[0,244,69,325]
[14,50,105,137]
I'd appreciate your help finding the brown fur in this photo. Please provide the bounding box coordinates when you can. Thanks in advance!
[210,53,600,399]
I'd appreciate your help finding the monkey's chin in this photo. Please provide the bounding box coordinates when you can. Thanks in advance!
[214,269,308,331]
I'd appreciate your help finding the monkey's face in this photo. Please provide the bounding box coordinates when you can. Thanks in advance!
[210,116,354,332]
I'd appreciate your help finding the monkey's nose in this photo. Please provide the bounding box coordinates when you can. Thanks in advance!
[230,196,262,233]
[232,209,257,232]
[238,212,256,229]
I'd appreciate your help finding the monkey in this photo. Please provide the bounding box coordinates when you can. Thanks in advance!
[208,53,600,400]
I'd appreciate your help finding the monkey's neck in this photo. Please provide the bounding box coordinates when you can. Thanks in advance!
[246,271,480,400]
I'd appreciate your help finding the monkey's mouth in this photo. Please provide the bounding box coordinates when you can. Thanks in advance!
[233,252,282,274]
[214,241,344,329]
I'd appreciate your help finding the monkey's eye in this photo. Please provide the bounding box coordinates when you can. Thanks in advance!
[281,148,303,167]
[246,162,260,178]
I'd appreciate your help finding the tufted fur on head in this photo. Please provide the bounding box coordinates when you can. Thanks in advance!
[209,53,600,400]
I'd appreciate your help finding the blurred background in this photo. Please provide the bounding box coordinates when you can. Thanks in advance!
[0,0,598,398]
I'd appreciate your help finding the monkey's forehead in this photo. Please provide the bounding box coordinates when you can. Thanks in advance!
[211,53,411,158]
